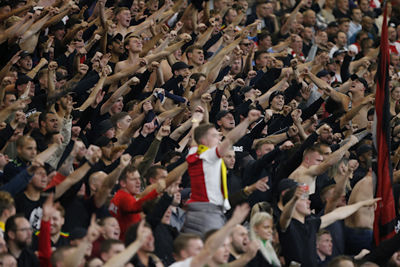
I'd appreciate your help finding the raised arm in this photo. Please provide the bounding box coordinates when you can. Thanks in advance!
[280,0,304,35]
[217,109,261,157]
[257,75,289,109]
[306,70,350,108]
[26,58,48,79]
[324,163,351,213]
[138,161,188,198]
[0,2,33,23]
[339,94,374,128]
[94,154,132,208]
[320,198,380,229]
[63,215,101,267]
[103,220,150,267]
[306,135,359,176]
[117,113,145,145]
[191,204,250,267]
[100,77,139,115]
[35,137,63,164]
[280,186,303,231]
[20,13,52,41]
[78,75,107,111]
[137,124,169,175]
[47,61,57,95]
[200,30,247,74]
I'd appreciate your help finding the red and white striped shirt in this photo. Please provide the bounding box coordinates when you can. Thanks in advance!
[186,146,225,207]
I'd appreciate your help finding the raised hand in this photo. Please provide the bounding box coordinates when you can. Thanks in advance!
[247,109,262,123]
[245,240,260,259]
[48,61,58,71]
[230,203,250,225]
[85,145,102,165]
[280,140,294,150]
[119,154,132,168]
[156,124,171,139]
[52,134,64,145]
[42,193,56,222]
[128,77,140,86]
[201,93,212,103]
[254,177,269,192]
[79,64,89,76]
[192,106,204,122]
[137,220,152,244]
[86,214,101,243]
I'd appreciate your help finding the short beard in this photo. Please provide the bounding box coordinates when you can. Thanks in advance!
[16,239,30,250]
[231,242,245,255]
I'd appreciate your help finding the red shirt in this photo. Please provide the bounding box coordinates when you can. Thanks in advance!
[109,189,158,239]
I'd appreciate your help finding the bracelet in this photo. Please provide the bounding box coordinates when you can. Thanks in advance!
[243,186,251,196]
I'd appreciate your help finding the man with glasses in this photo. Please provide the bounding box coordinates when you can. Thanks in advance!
[4,215,38,267]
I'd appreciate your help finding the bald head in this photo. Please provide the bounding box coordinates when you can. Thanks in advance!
[89,171,107,194]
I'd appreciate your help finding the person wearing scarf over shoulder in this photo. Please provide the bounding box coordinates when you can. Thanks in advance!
[182,107,262,236]
[249,212,281,267]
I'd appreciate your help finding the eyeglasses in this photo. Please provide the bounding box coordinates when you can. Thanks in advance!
[240,43,251,46]
[15,227,33,232]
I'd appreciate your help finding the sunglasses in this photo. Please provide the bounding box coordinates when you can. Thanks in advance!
[240,43,252,46]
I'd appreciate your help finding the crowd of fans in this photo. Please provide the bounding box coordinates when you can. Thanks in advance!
[0,0,400,266]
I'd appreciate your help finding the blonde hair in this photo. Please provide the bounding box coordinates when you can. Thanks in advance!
[249,212,281,266]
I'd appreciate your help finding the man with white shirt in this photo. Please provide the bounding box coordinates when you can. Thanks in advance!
[329,31,348,58]
[348,8,363,38]
[182,109,261,235]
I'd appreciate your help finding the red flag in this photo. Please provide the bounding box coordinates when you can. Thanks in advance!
[373,1,397,245]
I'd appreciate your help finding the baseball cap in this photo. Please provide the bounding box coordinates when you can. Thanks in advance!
[93,136,117,147]
[215,110,234,121]
[278,179,298,196]
[19,51,32,59]
[350,74,368,89]
[268,91,285,106]
[240,86,253,95]
[328,21,339,28]
[107,33,123,46]
[95,119,114,136]
[356,144,372,157]
[333,49,346,58]
[171,61,193,73]
[15,74,32,86]
[317,69,335,78]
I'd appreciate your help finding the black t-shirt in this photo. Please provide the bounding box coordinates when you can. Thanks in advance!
[278,215,321,267]
[31,232,70,251]
[17,248,39,267]
[15,189,55,231]
[62,195,98,232]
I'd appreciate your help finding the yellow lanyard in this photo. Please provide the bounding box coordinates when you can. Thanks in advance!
[197,145,229,201]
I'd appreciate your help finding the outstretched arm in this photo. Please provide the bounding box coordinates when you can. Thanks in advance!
[138,162,188,198]
[103,220,150,267]
[217,110,261,157]
[100,77,139,115]
[94,154,132,208]
[320,198,380,228]
[191,204,250,267]
[306,135,359,176]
